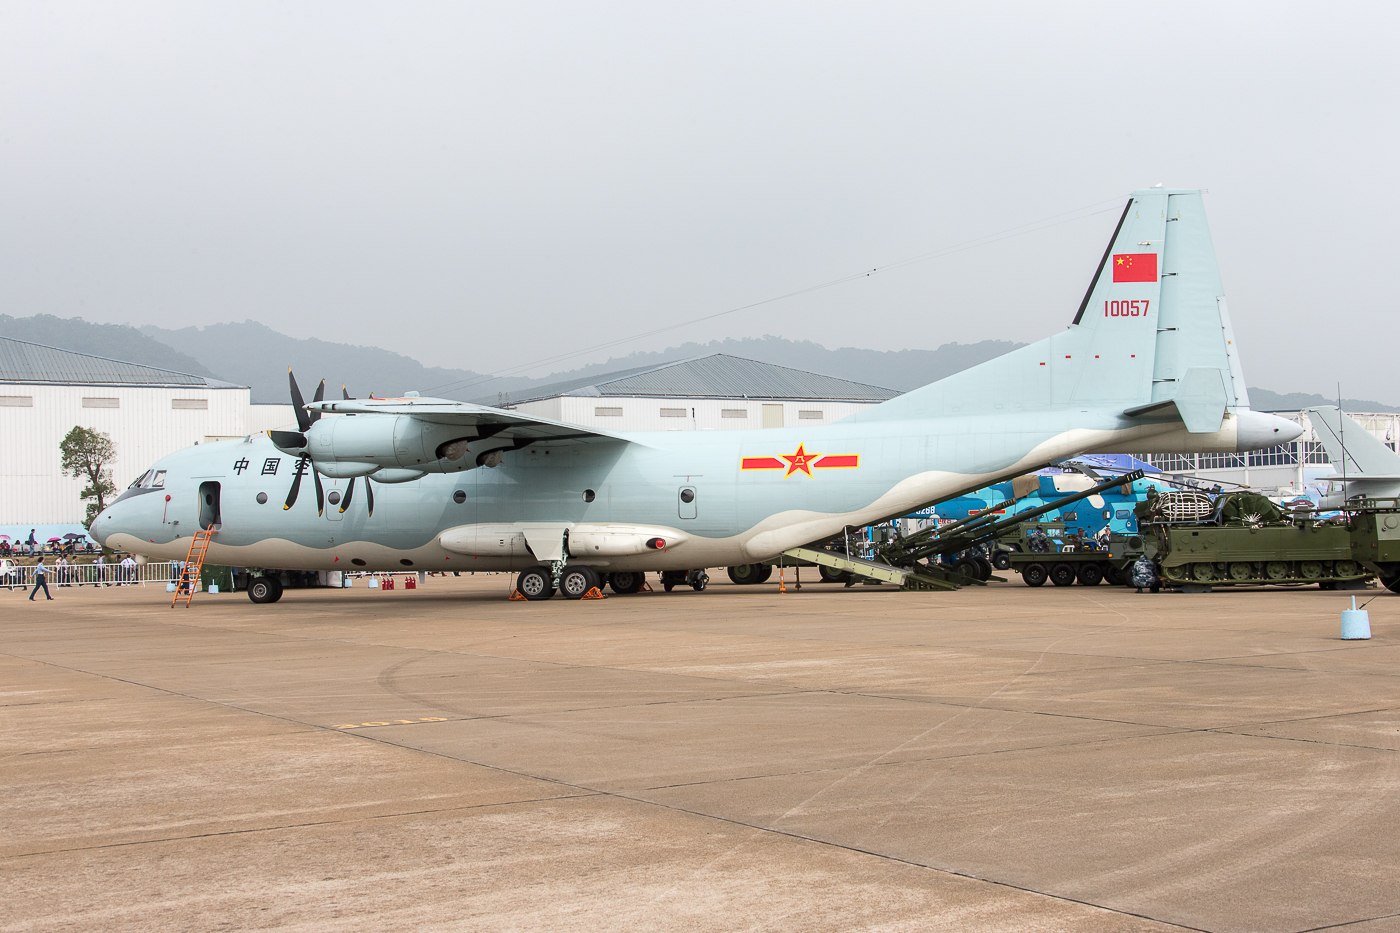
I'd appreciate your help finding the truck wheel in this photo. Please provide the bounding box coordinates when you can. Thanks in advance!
[974,556,993,581]
[992,551,1011,571]
[1049,564,1076,587]
[1076,564,1103,586]
[818,565,851,584]
[1022,563,1047,587]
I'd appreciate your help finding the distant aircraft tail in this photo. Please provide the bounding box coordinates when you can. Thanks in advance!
[851,189,1265,441]
[1306,406,1400,478]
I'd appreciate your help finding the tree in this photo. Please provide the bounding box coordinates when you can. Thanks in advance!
[59,426,118,527]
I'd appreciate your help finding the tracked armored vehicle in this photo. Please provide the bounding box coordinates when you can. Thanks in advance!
[1141,491,1371,590]
[1349,497,1400,593]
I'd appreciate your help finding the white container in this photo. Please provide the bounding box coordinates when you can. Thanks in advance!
[1341,597,1371,640]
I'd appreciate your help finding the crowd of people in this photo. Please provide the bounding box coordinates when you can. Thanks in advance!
[0,528,100,558]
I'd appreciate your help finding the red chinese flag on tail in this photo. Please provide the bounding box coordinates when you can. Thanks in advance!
[1111,253,1158,283]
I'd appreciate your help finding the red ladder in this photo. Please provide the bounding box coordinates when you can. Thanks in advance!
[171,528,215,608]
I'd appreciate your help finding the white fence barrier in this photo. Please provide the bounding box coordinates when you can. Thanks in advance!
[1,559,181,590]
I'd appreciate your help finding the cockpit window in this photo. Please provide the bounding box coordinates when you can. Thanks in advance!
[128,469,166,489]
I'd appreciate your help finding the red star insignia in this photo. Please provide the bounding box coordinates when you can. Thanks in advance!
[781,443,820,477]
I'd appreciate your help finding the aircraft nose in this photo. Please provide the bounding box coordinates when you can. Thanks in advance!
[89,501,121,548]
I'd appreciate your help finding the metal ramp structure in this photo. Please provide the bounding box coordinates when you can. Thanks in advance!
[781,546,958,591]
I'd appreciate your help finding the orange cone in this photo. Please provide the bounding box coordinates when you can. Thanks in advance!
[509,590,527,601]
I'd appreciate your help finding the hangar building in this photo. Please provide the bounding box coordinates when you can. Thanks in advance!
[489,354,898,430]
[0,337,292,525]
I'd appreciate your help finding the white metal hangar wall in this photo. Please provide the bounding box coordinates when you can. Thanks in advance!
[0,338,253,524]
[488,354,900,431]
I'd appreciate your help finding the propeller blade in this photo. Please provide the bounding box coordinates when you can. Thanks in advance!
[289,369,311,432]
[268,430,308,451]
[312,464,324,516]
[340,477,354,513]
[310,380,325,424]
[342,384,351,400]
[283,458,305,510]
[365,477,375,517]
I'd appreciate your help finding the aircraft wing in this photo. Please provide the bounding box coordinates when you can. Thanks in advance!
[307,396,633,446]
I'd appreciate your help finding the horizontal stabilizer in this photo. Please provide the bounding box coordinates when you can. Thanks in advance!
[1123,367,1227,433]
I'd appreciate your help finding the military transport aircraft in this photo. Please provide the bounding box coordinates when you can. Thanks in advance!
[92,188,1302,603]
[1306,406,1400,508]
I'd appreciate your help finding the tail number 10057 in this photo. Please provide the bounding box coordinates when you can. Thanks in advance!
[1104,299,1150,317]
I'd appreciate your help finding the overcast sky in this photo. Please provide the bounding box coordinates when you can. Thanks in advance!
[3,1,1397,400]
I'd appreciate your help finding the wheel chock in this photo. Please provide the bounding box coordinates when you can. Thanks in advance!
[581,586,606,600]
[509,590,527,601]
[640,581,653,592]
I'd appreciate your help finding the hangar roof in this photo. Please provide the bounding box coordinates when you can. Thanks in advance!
[496,354,899,404]
[0,337,244,388]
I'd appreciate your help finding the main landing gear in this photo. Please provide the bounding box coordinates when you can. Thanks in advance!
[247,575,284,604]
[514,565,709,599]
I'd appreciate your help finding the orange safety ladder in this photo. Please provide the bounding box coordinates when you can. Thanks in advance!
[171,528,216,608]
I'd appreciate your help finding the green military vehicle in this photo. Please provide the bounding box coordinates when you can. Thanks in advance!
[1349,497,1400,593]
[999,521,1140,586]
[1140,491,1371,590]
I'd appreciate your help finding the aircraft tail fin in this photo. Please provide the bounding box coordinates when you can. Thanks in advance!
[850,189,1253,432]
[1306,406,1400,478]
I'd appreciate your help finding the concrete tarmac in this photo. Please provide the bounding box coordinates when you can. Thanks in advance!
[4,574,1400,931]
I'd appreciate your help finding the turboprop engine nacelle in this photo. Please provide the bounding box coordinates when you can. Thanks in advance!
[273,415,475,476]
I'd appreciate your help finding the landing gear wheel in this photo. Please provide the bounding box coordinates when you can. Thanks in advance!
[727,563,771,585]
[1022,563,1048,587]
[559,565,601,599]
[992,551,1012,571]
[1075,563,1103,586]
[1049,564,1076,587]
[247,575,283,604]
[689,570,709,592]
[660,570,688,593]
[516,565,555,601]
[608,570,645,595]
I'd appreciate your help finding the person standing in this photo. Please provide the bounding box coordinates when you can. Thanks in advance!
[94,554,107,585]
[29,557,52,601]
[26,529,36,557]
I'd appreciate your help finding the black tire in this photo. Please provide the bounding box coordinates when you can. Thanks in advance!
[952,559,980,580]
[1076,563,1103,586]
[974,556,993,581]
[1022,563,1048,587]
[991,551,1012,571]
[516,565,555,601]
[247,576,283,604]
[1378,565,1400,594]
[1103,565,1124,587]
[1049,564,1076,587]
[663,582,676,592]
[559,565,601,600]
[690,571,709,592]
[608,570,645,595]
[818,565,851,584]
[727,563,770,585]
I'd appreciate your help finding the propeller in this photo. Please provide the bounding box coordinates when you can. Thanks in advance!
[289,369,325,432]
[284,454,325,514]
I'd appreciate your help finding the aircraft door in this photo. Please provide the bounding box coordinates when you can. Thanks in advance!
[679,486,697,520]
[198,481,221,529]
